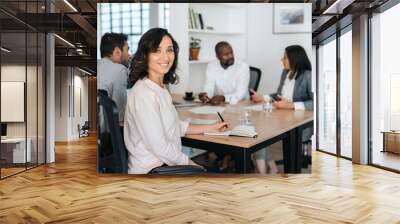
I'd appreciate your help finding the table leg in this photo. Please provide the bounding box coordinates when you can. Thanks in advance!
[234,149,252,174]
[283,129,294,173]
[283,128,302,173]
[382,133,386,152]
[295,127,304,172]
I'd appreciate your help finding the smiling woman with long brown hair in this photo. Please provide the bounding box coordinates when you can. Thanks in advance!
[124,28,228,174]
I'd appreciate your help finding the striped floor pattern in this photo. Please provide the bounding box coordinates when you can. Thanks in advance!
[0,135,399,223]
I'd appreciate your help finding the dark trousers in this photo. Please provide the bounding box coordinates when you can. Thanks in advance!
[120,126,124,138]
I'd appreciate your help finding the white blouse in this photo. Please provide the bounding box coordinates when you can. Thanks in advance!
[263,73,305,110]
[124,78,189,174]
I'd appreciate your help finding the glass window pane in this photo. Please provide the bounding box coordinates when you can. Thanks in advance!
[122,17,131,34]
[112,4,120,13]
[1,31,28,177]
[102,14,110,23]
[340,30,352,158]
[371,3,400,171]
[38,33,46,165]
[27,32,38,169]
[142,4,149,10]
[97,3,150,59]
[318,38,337,155]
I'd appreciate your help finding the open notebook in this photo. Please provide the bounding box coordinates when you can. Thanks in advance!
[204,125,258,138]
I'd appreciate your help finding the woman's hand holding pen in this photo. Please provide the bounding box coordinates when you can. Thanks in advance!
[208,122,229,132]
[185,121,229,134]
[208,112,229,132]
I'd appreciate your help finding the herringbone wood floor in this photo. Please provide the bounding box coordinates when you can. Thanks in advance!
[1,135,400,223]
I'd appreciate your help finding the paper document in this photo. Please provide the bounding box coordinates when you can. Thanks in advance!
[189,106,225,115]
[174,102,198,108]
[204,125,258,138]
[189,118,218,125]
[244,104,263,112]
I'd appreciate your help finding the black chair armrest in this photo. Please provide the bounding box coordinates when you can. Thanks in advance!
[149,165,206,175]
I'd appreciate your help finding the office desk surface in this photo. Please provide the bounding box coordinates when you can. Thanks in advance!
[174,95,314,149]
[1,138,27,143]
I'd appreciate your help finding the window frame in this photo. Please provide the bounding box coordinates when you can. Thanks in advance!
[315,23,353,160]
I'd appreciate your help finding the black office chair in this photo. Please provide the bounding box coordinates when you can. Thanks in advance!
[302,140,312,168]
[249,66,262,91]
[78,121,90,138]
[97,90,205,175]
[97,90,128,173]
[82,121,90,131]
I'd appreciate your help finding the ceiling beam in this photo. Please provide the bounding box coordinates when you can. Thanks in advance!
[66,13,96,46]
[55,55,96,72]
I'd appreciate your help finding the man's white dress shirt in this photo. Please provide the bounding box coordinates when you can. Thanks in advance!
[124,78,189,174]
[203,60,250,104]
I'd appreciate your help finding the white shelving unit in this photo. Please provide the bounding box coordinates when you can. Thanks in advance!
[188,3,248,93]
[183,3,248,157]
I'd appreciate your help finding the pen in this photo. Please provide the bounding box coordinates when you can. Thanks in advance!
[217,112,228,128]
[217,112,224,122]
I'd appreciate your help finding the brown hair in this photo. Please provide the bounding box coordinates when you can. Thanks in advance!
[285,45,311,80]
[127,28,179,88]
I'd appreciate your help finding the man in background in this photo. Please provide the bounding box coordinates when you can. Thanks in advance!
[98,33,130,127]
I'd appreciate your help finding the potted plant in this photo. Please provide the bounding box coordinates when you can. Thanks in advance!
[189,37,201,60]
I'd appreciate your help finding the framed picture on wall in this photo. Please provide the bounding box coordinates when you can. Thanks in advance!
[273,4,312,33]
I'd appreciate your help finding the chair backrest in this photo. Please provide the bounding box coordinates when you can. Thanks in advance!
[97,90,128,173]
[81,121,90,130]
[249,66,262,91]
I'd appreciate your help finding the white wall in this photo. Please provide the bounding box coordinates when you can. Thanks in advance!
[1,65,40,136]
[1,64,47,163]
[54,67,89,141]
[55,67,68,141]
[168,3,190,94]
[72,73,89,138]
[247,4,312,95]
[168,3,312,95]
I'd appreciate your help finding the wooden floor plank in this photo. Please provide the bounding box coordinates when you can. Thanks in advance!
[0,135,399,223]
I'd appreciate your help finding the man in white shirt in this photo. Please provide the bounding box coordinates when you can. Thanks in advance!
[199,41,250,105]
[198,41,250,171]
[98,33,130,127]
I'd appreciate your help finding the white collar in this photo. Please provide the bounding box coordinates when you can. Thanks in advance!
[143,78,166,92]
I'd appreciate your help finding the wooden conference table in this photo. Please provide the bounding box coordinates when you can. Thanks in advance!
[173,95,314,174]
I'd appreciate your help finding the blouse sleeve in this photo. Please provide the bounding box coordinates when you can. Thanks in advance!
[132,93,189,166]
